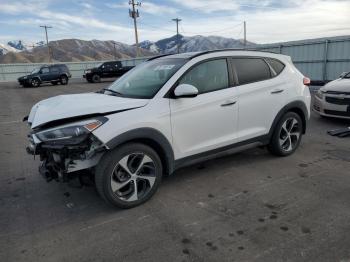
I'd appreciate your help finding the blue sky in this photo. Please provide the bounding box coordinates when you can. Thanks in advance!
[0,0,349,45]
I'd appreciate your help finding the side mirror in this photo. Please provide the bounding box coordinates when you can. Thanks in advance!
[174,84,198,98]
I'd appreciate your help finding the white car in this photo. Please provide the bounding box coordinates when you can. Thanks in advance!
[26,50,311,208]
[313,72,350,119]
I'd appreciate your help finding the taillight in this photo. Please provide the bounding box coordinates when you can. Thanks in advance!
[303,77,311,86]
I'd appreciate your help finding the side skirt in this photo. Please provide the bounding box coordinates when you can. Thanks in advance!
[173,135,269,172]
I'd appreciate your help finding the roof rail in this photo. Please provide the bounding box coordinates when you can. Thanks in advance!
[146,53,175,61]
[188,48,278,59]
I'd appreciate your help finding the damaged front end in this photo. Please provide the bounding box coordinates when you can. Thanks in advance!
[26,117,108,182]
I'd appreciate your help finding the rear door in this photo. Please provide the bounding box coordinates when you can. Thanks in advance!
[231,57,287,142]
[49,66,60,81]
[170,58,238,158]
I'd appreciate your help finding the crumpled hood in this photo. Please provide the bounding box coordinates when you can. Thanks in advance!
[321,78,350,93]
[28,93,149,128]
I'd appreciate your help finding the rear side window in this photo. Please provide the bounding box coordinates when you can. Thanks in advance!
[232,58,271,85]
[59,65,68,72]
[50,67,59,73]
[179,59,229,94]
[265,58,285,75]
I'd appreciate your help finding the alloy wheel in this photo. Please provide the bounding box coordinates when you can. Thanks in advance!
[279,117,301,152]
[110,153,156,202]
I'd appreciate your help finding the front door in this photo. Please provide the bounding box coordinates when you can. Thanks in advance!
[39,67,50,81]
[170,58,238,159]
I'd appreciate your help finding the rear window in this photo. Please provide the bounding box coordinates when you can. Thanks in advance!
[232,58,271,85]
[59,65,69,72]
[265,58,285,75]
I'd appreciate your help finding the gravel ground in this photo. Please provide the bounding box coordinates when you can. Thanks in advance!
[0,79,350,262]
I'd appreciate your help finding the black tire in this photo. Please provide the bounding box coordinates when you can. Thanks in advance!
[31,78,40,87]
[268,112,303,156]
[95,143,163,209]
[87,79,93,83]
[51,81,58,85]
[92,74,101,83]
[60,75,68,85]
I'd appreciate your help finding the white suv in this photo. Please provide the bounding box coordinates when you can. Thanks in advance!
[26,50,311,208]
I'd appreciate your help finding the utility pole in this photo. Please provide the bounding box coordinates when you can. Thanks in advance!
[243,21,247,48]
[112,42,117,60]
[129,0,141,57]
[40,25,52,63]
[172,18,182,54]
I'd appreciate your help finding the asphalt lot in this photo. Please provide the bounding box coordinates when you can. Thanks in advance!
[1,79,350,262]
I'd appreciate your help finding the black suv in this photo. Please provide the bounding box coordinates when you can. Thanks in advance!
[18,64,71,87]
[83,61,134,83]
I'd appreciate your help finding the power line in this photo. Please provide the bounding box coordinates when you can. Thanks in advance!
[129,0,141,57]
[172,18,182,53]
[39,25,52,63]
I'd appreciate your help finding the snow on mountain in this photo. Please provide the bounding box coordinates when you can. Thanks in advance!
[0,43,18,55]
[140,34,256,54]
[0,40,39,55]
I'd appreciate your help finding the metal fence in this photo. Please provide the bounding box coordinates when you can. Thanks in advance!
[0,57,147,82]
[0,35,349,83]
[252,35,350,83]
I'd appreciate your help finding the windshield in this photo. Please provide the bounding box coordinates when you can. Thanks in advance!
[31,68,40,74]
[106,58,187,99]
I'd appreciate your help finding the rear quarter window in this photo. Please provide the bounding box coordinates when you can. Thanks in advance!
[265,58,285,76]
[232,58,271,85]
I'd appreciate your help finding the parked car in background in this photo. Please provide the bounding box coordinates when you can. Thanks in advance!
[18,64,71,88]
[25,50,311,209]
[313,71,350,119]
[83,61,134,83]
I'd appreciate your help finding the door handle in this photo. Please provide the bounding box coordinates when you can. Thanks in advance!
[221,100,236,107]
[271,89,284,94]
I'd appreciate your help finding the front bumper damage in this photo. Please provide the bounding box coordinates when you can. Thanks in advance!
[26,133,106,182]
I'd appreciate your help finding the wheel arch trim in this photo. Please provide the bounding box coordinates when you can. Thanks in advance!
[268,100,308,138]
[105,128,175,175]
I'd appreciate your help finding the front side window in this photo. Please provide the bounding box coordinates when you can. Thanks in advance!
[232,58,271,85]
[108,58,187,99]
[179,59,229,94]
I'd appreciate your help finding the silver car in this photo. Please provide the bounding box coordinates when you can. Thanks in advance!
[313,72,350,119]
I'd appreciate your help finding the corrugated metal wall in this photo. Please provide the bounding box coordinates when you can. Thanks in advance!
[253,36,350,82]
[0,58,147,82]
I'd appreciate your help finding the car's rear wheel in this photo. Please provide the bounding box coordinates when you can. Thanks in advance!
[95,143,162,209]
[92,74,101,83]
[268,112,303,156]
[60,75,68,85]
[31,78,40,87]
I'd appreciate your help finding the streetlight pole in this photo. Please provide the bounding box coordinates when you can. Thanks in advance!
[172,18,182,54]
[129,0,141,57]
[40,25,52,63]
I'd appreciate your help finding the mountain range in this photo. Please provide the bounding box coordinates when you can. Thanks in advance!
[0,35,255,64]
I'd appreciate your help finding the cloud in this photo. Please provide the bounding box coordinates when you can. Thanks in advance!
[170,0,239,13]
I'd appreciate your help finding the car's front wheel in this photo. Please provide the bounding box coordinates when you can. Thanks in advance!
[92,74,101,83]
[268,112,303,156]
[95,143,162,209]
[31,78,40,87]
